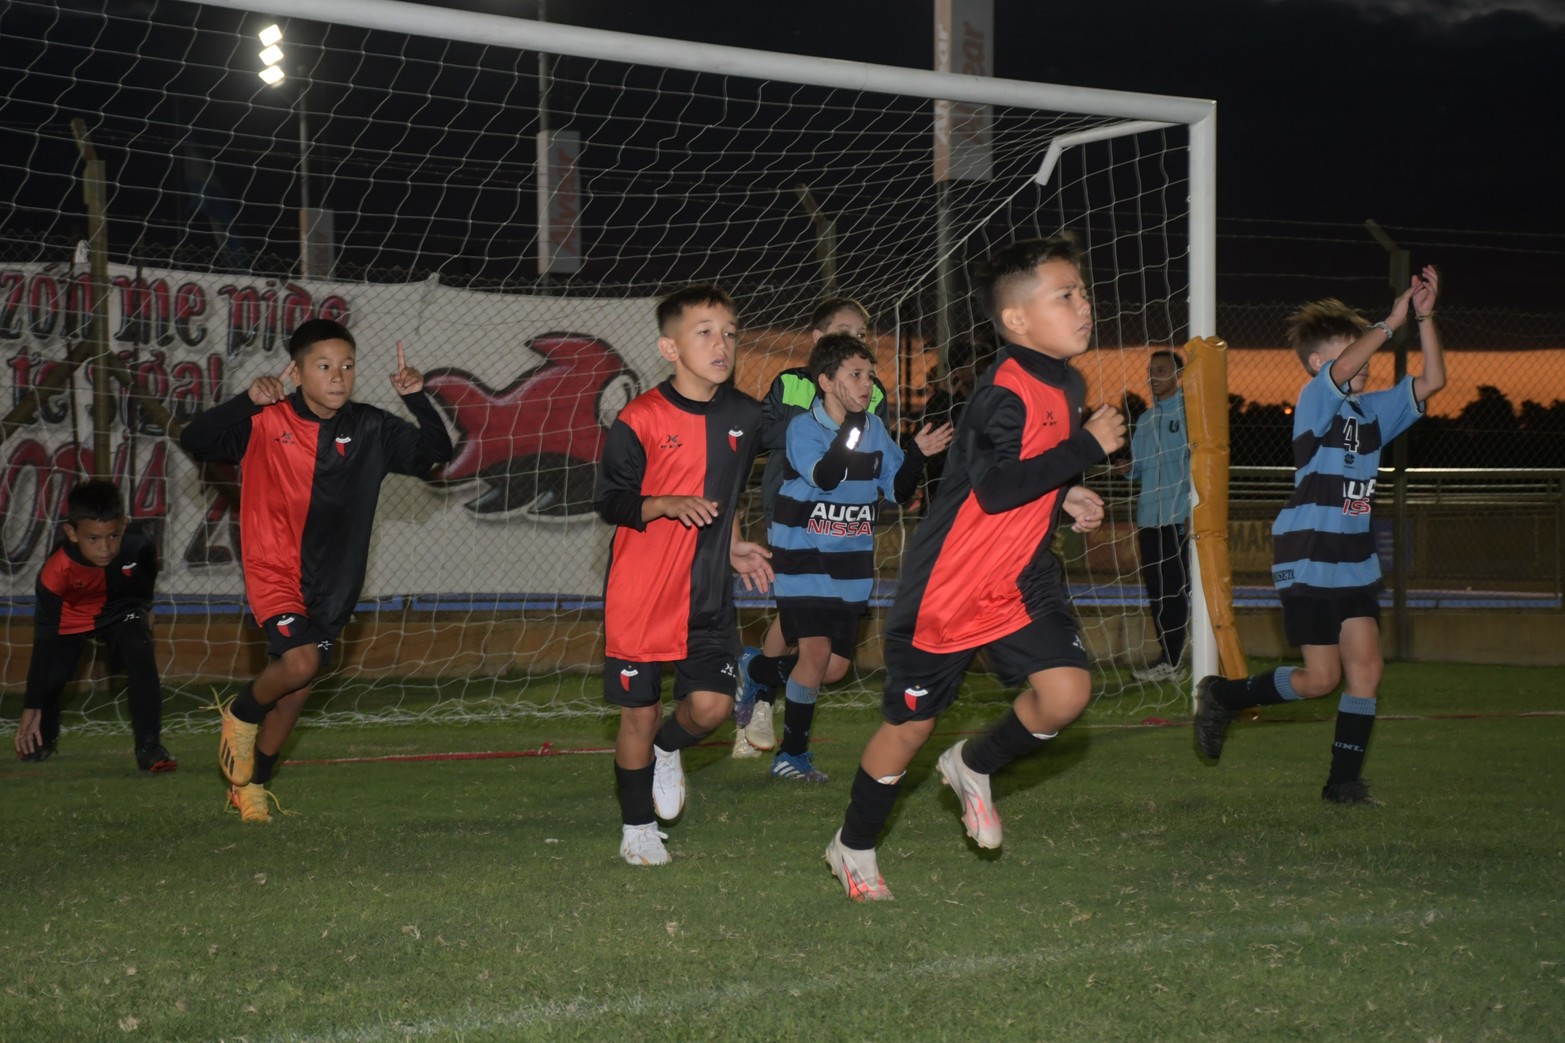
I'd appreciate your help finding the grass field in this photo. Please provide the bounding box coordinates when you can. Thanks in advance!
[3,662,1562,1041]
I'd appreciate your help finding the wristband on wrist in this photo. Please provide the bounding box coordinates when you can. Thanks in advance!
[1413,312,1435,322]
[1369,320,1395,340]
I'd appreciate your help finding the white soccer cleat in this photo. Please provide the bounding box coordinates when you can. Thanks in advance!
[731,730,762,759]
[744,700,776,750]
[1131,661,1183,683]
[620,823,671,866]
[651,745,686,820]
[824,829,893,901]
[936,740,1002,849]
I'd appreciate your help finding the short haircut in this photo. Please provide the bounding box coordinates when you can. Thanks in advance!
[809,332,875,383]
[289,318,356,362]
[809,296,871,332]
[656,284,737,334]
[1286,299,1367,367]
[66,479,125,526]
[1150,349,1184,373]
[974,234,1082,331]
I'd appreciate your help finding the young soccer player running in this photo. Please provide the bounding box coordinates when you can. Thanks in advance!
[736,298,951,755]
[594,285,774,866]
[13,479,176,772]
[763,332,935,782]
[825,236,1126,901]
[179,319,452,822]
[1194,267,1444,804]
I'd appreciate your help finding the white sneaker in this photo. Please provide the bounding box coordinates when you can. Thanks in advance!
[744,700,776,750]
[1131,661,1182,682]
[620,823,670,866]
[651,745,685,820]
[824,829,893,901]
[732,730,761,759]
[935,740,1002,849]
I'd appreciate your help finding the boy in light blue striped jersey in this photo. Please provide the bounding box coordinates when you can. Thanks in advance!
[764,333,932,781]
[1195,266,1443,805]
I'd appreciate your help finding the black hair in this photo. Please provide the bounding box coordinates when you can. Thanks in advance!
[809,332,875,383]
[973,234,1082,329]
[1150,349,1185,373]
[288,318,356,362]
[65,479,125,526]
[656,284,737,333]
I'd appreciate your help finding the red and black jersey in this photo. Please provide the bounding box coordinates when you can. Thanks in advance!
[179,389,453,633]
[33,528,159,638]
[887,344,1107,653]
[594,379,762,661]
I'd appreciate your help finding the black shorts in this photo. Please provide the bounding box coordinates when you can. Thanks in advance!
[880,604,1090,724]
[603,627,740,708]
[778,603,863,661]
[1281,590,1381,647]
[261,612,336,670]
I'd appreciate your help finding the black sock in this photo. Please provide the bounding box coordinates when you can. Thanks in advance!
[841,767,901,850]
[231,683,270,724]
[654,715,705,752]
[780,684,817,757]
[1328,694,1376,784]
[963,710,1048,775]
[251,748,280,786]
[750,655,796,701]
[1211,667,1297,710]
[615,764,655,826]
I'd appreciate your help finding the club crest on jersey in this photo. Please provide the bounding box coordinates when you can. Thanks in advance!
[335,435,352,456]
[121,562,138,577]
[619,666,639,692]
[727,428,743,452]
[423,333,641,520]
[276,614,296,637]
[903,684,929,711]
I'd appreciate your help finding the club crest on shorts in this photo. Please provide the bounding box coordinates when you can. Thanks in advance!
[619,666,639,692]
[727,428,743,452]
[335,435,352,456]
[903,684,929,711]
[276,614,296,637]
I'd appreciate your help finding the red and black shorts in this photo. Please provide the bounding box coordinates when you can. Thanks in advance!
[603,627,740,709]
[261,612,336,671]
[1280,589,1381,647]
[880,603,1089,724]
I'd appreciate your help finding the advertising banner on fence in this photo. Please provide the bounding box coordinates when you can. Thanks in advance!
[0,261,665,603]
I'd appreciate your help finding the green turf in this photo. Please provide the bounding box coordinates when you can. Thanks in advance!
[3,663,1562,1041]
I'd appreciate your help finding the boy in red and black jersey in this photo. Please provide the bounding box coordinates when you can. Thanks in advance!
[825,236,1127,900]
[179,319,452,821]
[594,284,773,866]
[13,480,175,772]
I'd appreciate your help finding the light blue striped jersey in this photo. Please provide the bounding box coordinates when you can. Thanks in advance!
[1128,389,1190,527]
[769,401,903,608]
[1271,365,1423,596]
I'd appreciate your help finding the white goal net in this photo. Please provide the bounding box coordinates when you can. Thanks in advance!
[0,0,1215,730]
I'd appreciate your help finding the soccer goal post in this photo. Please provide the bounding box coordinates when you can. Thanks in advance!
[0,0,1218,728]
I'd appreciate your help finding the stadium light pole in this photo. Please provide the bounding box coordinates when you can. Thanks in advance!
[258,23,315,277]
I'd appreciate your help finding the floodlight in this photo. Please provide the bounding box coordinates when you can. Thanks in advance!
[259,65,285,86]
[259,24,283,47]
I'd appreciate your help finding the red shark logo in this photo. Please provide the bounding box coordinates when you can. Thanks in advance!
[425,333,639,519]
[335,435,352,457]
[619,666,639,692]
[727,427,743,452]
[276,614,296,638]
[903,685,929,712]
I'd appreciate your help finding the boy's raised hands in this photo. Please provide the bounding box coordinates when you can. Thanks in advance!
[248,365,291,406]
[389,341,424,395]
